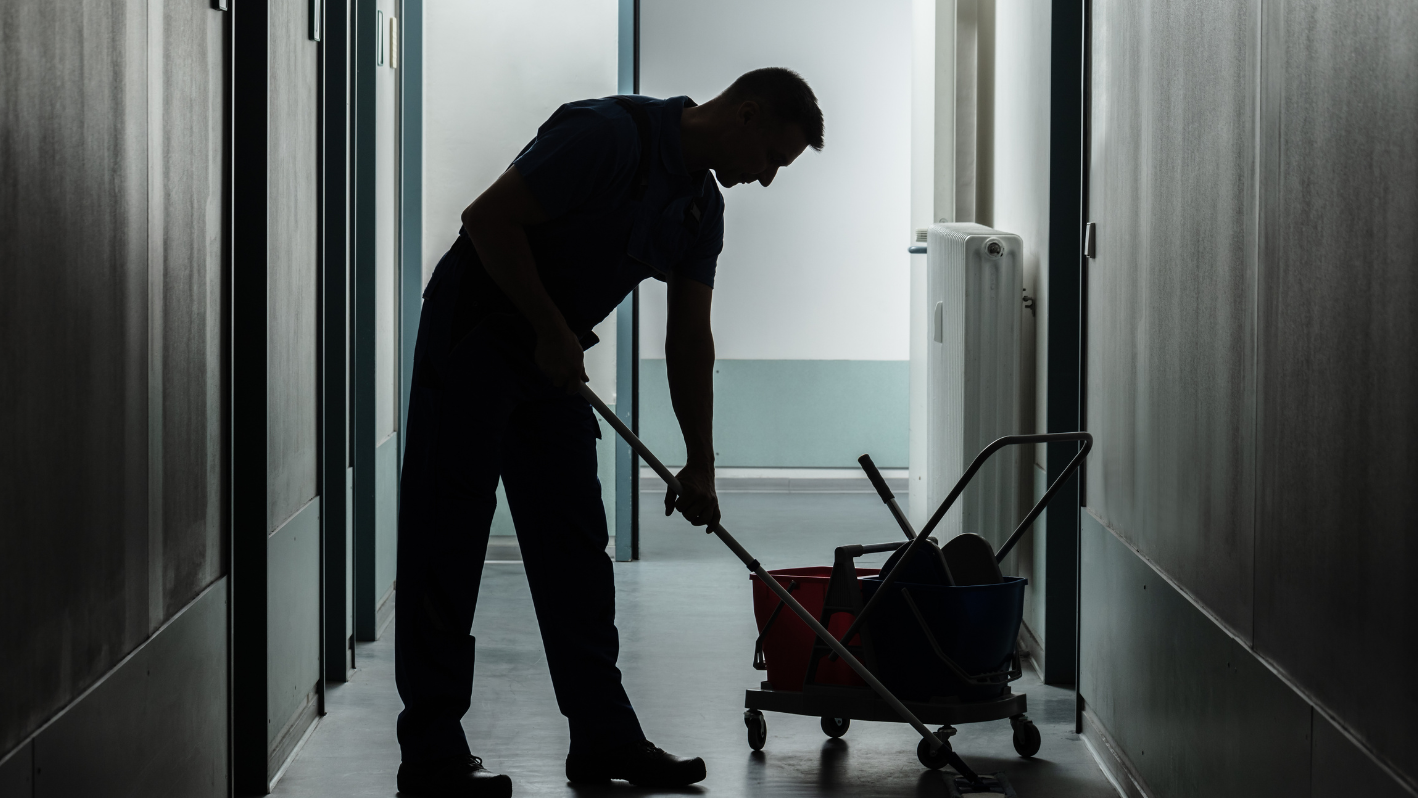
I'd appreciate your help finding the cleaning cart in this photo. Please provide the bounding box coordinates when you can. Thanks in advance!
[742,435,1090,794]
[577,382,1090,794]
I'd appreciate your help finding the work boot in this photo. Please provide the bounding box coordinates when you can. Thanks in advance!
[397,754,513,797]
[565,740,707,787]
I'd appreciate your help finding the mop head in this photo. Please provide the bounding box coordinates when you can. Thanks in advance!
[946,771,1015,797]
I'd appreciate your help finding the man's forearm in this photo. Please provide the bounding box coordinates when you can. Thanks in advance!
[461,167,587,390]
[461,167,570,340]
[463,214,568,337]
[665,329,715,469]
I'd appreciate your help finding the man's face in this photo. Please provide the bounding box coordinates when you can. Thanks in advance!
[712,101,810,189]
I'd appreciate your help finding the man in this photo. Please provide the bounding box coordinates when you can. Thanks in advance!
[395,67,824,797]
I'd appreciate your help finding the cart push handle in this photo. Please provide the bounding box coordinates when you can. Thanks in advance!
[830,432,1093,662]
[575,382,953,755]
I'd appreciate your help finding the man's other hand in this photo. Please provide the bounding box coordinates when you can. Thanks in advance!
[665,464,720,528]
[534,324,588,393]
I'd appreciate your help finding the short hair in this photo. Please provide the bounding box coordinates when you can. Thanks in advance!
[721,67,825,151]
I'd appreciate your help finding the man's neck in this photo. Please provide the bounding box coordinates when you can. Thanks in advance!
[679,99,720,174]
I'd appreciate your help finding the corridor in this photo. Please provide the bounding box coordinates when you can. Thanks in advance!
[3,0,1413,796]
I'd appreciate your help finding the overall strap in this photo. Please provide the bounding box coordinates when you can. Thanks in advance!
[612,96,653,200]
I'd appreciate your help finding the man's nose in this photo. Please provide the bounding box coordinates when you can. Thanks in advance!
[757,165,780,187]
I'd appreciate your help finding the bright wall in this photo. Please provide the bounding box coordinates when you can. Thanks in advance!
[983,0,1053,661]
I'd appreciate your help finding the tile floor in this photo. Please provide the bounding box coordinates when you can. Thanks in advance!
[273,490,1120,798]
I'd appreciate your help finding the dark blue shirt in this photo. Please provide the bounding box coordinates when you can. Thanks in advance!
[511,95,725,334]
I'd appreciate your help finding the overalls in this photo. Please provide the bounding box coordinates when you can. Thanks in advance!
[394,98,710,764]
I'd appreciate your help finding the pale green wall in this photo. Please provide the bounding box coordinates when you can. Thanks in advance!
[639,359,909,468]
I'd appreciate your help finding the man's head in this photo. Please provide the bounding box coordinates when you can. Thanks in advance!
[689,67,824,189]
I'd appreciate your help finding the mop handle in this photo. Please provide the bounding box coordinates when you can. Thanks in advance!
[576,382,948,753]
[856,454,917,544]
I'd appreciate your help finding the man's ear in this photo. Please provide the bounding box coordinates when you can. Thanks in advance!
[737,100,761,126]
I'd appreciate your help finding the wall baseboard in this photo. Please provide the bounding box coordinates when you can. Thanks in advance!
[375,586,396,640]
[1017,620,1045,681]
[1080,702,1151,798]
[266,698,319,793]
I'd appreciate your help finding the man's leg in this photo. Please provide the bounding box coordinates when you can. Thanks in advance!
[500,393,706,787]
[395,338,508,765]
[498,394,645,755]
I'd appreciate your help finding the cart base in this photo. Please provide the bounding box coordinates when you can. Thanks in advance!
[745,683,1026,726]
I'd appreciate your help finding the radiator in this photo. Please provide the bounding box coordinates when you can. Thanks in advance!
[925,223,1022,543]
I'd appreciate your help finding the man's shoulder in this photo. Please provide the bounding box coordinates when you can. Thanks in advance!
[543,98,634,136]
[544,95,671,133]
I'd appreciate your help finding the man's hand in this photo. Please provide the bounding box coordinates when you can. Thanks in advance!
[665,463,720,528]
[534,323,588,393]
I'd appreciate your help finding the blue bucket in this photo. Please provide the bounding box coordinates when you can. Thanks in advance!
[860,575,1026,702]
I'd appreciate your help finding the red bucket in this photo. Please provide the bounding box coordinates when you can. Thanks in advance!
[751,566,881,691]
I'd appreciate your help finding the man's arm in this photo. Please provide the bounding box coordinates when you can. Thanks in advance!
[663,272,721,527]
[461,167,586,391]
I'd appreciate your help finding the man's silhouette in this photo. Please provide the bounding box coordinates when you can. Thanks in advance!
[395,67,824,798]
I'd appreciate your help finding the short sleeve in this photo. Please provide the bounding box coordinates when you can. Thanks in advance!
[673,194,725,288]
[512,103,637,220]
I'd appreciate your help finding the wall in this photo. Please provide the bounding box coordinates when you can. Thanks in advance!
[263,0,323,783]
[0,0,229,791]
[907,0,956,523]
[370,0,403,633]
[375,0,400,444]
[1083,0,1417,794]
[639,0,913,468]
[984,0,1053,668]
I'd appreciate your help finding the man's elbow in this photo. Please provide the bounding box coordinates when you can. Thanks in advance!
[461,202,488,237]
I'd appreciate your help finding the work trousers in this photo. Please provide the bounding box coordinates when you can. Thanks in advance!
[395,237,644,763]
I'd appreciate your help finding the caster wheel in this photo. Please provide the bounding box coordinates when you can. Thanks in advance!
[821,716,850,738]
[917,726,958,770]
[745,709,767,751]
[1011,715,1042,758]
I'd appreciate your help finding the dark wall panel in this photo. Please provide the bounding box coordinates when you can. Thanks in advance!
[0,0,228,760]
[33,581,228,798]
[1080,515,1312,798]
[0,743,33,797]
[266,500,321,775]
[0,0,151,755]
[1312,712,1412,798]
[266,0,321,532]
[1085,0,1258,637]
[159,0,228,619]
[1255,0,1418,782]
